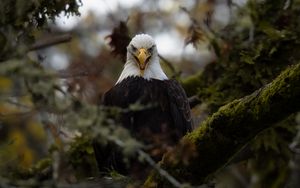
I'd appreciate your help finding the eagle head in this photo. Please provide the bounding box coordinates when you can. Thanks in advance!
[116,34,167,84]
[126,34,158,75]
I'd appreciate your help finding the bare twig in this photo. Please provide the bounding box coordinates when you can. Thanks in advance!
[283,0,292,10]
[188,95,201,108]
[109,137,183,188]
[289,131,300,154]
[5,99,32,110]
[138,150,183,188]
[0,110,34,118]
[57,70,89,78]
[28,34,72,51]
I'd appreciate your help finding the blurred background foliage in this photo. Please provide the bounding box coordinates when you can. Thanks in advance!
[1,0,300,187]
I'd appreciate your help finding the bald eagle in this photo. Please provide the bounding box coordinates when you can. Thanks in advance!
[94,34,192,175]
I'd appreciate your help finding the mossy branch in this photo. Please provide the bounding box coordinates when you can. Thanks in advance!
[145,63,300,187]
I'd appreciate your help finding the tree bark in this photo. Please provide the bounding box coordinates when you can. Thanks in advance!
[145,63,300,187]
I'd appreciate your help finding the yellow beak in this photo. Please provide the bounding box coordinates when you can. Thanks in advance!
[137,48,150,71]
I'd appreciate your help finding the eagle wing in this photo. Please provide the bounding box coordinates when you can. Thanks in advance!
[165,79,193,135]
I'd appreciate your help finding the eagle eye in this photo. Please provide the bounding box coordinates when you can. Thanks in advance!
[148,45,155,52]
[131,45,137,52]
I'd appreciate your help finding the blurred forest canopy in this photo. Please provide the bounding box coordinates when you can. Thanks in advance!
[0,0,300,187]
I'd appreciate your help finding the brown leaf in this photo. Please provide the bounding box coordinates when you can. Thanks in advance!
[106,21,131,63]
[185,25,206,46]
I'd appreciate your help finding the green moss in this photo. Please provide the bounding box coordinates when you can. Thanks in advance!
[4,157,52,180]
[66,136,99,179]
[186,122,209,142]
[181,71,203,97]
[144,171,159,188]
[32,158,52,172]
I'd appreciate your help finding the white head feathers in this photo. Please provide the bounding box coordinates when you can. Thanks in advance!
[116,34,168,84]
[129,34,155,49]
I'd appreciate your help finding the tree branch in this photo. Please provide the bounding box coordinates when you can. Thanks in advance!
[145,63,300,187]
[158,54,178,78]
[28,34,72,51]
